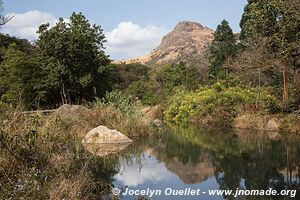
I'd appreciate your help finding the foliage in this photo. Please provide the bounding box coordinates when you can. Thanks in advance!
[156,62,200,91]
[126,79,160,105]
[37,12,111,105]
[208,20,237,78]
[100,90,140,116]
[239,0,300,103]
[164,82,279,126]
[241,0,300,62]
[125,62,201,105]
[92,90,154,137]
[112,63,151,90]
[0,44,44,107]
[0,34,35,62]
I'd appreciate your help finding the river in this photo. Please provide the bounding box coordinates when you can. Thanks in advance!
[86,126,300,200]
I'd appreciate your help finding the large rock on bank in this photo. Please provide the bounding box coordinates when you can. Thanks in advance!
[81,126,133,156]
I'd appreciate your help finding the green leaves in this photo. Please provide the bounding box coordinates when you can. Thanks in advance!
[240,0,300,59]
[36,12,110,104]
[208,20,237,78]
[0,44,42,106]
[164,82,278,126]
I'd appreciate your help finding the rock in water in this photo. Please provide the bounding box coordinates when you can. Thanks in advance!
[82,126,133,156]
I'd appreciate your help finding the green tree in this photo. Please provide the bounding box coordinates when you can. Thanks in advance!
[37,12,111,105]
[240,0,300,102]
[157,62,199,91]
[0,44,43,107]
[0,34,35,62]
[208,20,237,78]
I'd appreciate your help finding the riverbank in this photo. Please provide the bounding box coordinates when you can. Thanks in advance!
[233,113,300,134]
[0,100,156,199]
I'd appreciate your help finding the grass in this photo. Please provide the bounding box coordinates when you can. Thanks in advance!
[0,97,154,199]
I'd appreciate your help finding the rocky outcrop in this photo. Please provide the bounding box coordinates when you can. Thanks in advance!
[82,126,133,156]
[128,21,214,65]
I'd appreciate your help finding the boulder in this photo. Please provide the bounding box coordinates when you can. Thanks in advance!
[82,126,133,156]
[265,119,280,131]
[54,104,91,120]
[141,105,163,125]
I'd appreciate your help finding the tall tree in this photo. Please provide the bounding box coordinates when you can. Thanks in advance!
[208,20,237,78]
[37,12,111,105]
[240,0,300,102]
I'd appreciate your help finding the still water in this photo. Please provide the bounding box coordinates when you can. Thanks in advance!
[90,126,300,200]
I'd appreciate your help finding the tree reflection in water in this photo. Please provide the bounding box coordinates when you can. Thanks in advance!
[82,126,300,199]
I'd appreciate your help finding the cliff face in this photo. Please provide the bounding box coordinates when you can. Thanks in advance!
[130,21,214,64]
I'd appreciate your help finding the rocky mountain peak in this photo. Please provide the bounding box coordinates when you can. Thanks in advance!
[173,21,204,32]
[125,21,214,65]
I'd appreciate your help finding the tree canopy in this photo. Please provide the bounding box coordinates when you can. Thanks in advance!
[208,20,237,78]
[240,0,300,102]
[37,12,111,105]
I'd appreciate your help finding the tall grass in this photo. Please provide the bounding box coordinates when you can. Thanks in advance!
[0,92,154,199]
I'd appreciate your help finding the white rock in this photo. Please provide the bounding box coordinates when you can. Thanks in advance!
[81,126,133,156]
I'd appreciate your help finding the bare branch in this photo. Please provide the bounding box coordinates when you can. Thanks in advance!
[0,15,13,26]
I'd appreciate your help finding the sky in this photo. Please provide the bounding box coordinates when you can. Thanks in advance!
[1,0,247,60]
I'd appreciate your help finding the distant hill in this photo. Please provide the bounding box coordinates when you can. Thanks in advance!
[123,21,214,65]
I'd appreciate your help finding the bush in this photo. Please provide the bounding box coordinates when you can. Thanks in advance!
[126,79,160,105]
[164,82,279,126]
[125,62,201,106]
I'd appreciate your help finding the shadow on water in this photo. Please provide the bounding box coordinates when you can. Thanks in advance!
[82,126,300,199]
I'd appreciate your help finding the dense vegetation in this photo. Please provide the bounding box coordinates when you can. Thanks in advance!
[0,0,300,199]
[0,0,299,113]
[0,12,114,108]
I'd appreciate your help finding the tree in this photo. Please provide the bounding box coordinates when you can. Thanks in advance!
[37,12,111,105]
[208,20,237,78]
[0,44,43,107]
[240,0,300,102]
[0,34,35,62]
[157,62,200,91]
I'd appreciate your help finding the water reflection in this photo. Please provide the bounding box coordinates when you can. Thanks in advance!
[83,142,132,157]
[85,126,300,199]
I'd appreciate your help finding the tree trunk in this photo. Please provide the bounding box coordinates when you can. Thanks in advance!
[60,77,67,104]
[283,65,289,102]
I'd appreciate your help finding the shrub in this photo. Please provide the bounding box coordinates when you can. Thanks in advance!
[125,62,201,106]
[164,82,279,127]
[126,79,160,105]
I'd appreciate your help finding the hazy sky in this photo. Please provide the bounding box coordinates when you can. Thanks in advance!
[1,0,247,60]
